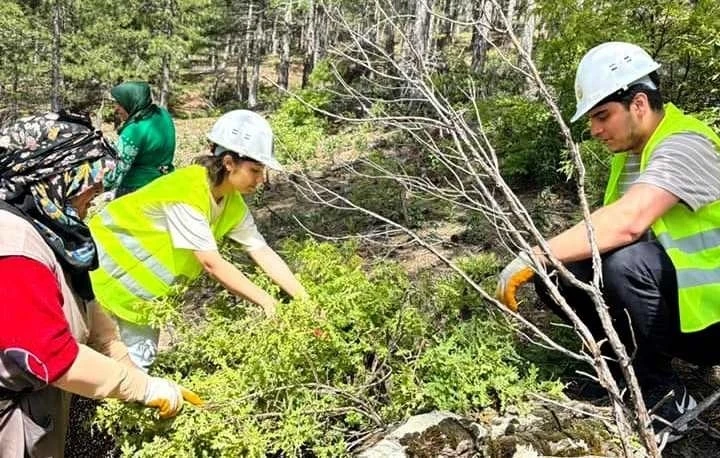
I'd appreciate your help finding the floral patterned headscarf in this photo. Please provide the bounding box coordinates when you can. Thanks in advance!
[0,111,117,298]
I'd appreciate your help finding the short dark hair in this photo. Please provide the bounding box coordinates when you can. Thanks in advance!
[193,145,263,186]
[593,71,664,112]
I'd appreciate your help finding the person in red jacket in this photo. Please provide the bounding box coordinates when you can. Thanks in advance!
[0,112,202,457]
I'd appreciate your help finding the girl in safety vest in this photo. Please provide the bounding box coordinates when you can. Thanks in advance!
[89,110,307,370]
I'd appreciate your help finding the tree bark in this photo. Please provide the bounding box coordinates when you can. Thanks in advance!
[302,0,315,88]
[158,0,175,108]
[160,54,171,108]
[412,0,433,65]
[277,2,292,91]
[381,0,396,59]
[519,0,537,94]
[437,0,456,50]
[426,0,437,60]
[236,2,255,102]
[506,0,517,31]
[51,0,63,111]
[312,2,326,67]
[401,0,415,65]
[212,34,232,102]
[270,11,279,56]
[248,5,264,108]
[470,0,493,74]
[519,0,537,62]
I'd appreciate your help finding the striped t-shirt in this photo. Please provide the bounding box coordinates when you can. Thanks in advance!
[619,132,720,211]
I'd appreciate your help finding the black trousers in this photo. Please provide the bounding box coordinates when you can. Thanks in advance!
[534,240,720,388]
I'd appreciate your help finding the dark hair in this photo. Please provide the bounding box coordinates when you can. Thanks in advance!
[593,71,663,113]
[193,145,263,186]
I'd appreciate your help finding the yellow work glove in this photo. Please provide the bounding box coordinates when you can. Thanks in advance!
[495,253,535,312]
[143,377,204,419]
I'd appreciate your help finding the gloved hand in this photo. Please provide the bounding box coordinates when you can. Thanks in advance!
[143,377,204,419]
[495,253,535,312]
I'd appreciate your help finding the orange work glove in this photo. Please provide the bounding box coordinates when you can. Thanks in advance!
[495,254,535,312]
[143,377,204,419]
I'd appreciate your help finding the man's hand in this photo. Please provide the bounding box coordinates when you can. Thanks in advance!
[495,254,535,312]
[143,377,204,419]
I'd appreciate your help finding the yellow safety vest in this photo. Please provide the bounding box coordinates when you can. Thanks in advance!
[604,103,720,332]
[89,165,248,324]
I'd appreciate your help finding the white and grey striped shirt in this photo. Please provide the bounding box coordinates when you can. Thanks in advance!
[620,132,720,211]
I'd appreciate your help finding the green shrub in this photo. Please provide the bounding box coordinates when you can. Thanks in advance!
[95,240,562,457]
[478,96,566,188]
[271,60,336,163]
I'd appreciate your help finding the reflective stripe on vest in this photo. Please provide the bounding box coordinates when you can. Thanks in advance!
[97,211,176,286]
[90,165,248,325]
[604,103,720,332]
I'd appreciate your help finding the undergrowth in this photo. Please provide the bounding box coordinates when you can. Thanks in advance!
[95,239,563,457]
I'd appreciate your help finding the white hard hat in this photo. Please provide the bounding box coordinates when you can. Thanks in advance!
[571,42,660,122]
[207,110,282,170]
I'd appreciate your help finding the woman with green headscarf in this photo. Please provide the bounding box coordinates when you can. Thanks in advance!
[104,81,176,197]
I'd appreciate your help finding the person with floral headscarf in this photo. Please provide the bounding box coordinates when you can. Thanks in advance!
[103,81,176,197]
[0,112,201,457]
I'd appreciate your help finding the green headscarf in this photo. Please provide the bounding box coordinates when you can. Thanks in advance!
[111,81,157,134]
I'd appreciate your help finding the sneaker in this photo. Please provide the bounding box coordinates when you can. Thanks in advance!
[647,384,697,447]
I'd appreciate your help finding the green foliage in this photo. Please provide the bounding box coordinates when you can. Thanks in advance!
[0,2,50,113]
[478,96,566,187]
[536,0,720,118]
[95,240,562,456]
[271,61,335,163]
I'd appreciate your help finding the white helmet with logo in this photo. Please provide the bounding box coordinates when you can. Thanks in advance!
[207,110,282,170]
[571,42,660,123]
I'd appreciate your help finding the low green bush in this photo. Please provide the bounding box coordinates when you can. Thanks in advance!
[95,240,562,457]
[271,61,335,163]
[478,96,566,188]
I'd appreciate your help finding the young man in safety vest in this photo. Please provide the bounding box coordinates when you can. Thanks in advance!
[495,41,720,445]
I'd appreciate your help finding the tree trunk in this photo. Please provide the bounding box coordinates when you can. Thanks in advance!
[470,0,493,74]
[235,36,246,102]
[51,0,63,111]
[158,0,175,108]
[248,5,264,108]
[212,34,232,102]
[302,0,315,88]
[236,2,255,101]
[270,11,279,55]
[277,3,292,91]
[411,0,432,65]
[312,2,326,67]
[506,0,517,29]
[437,0,456,50]
[426,0,437,60]
[401,0,415,65]
[160,54,171,107]
[374,1,384,45]
[502,0,517,49]
[381,0,396,59]
[519,0,537,95]
[10,70,19,119]
[519,0,537,61]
